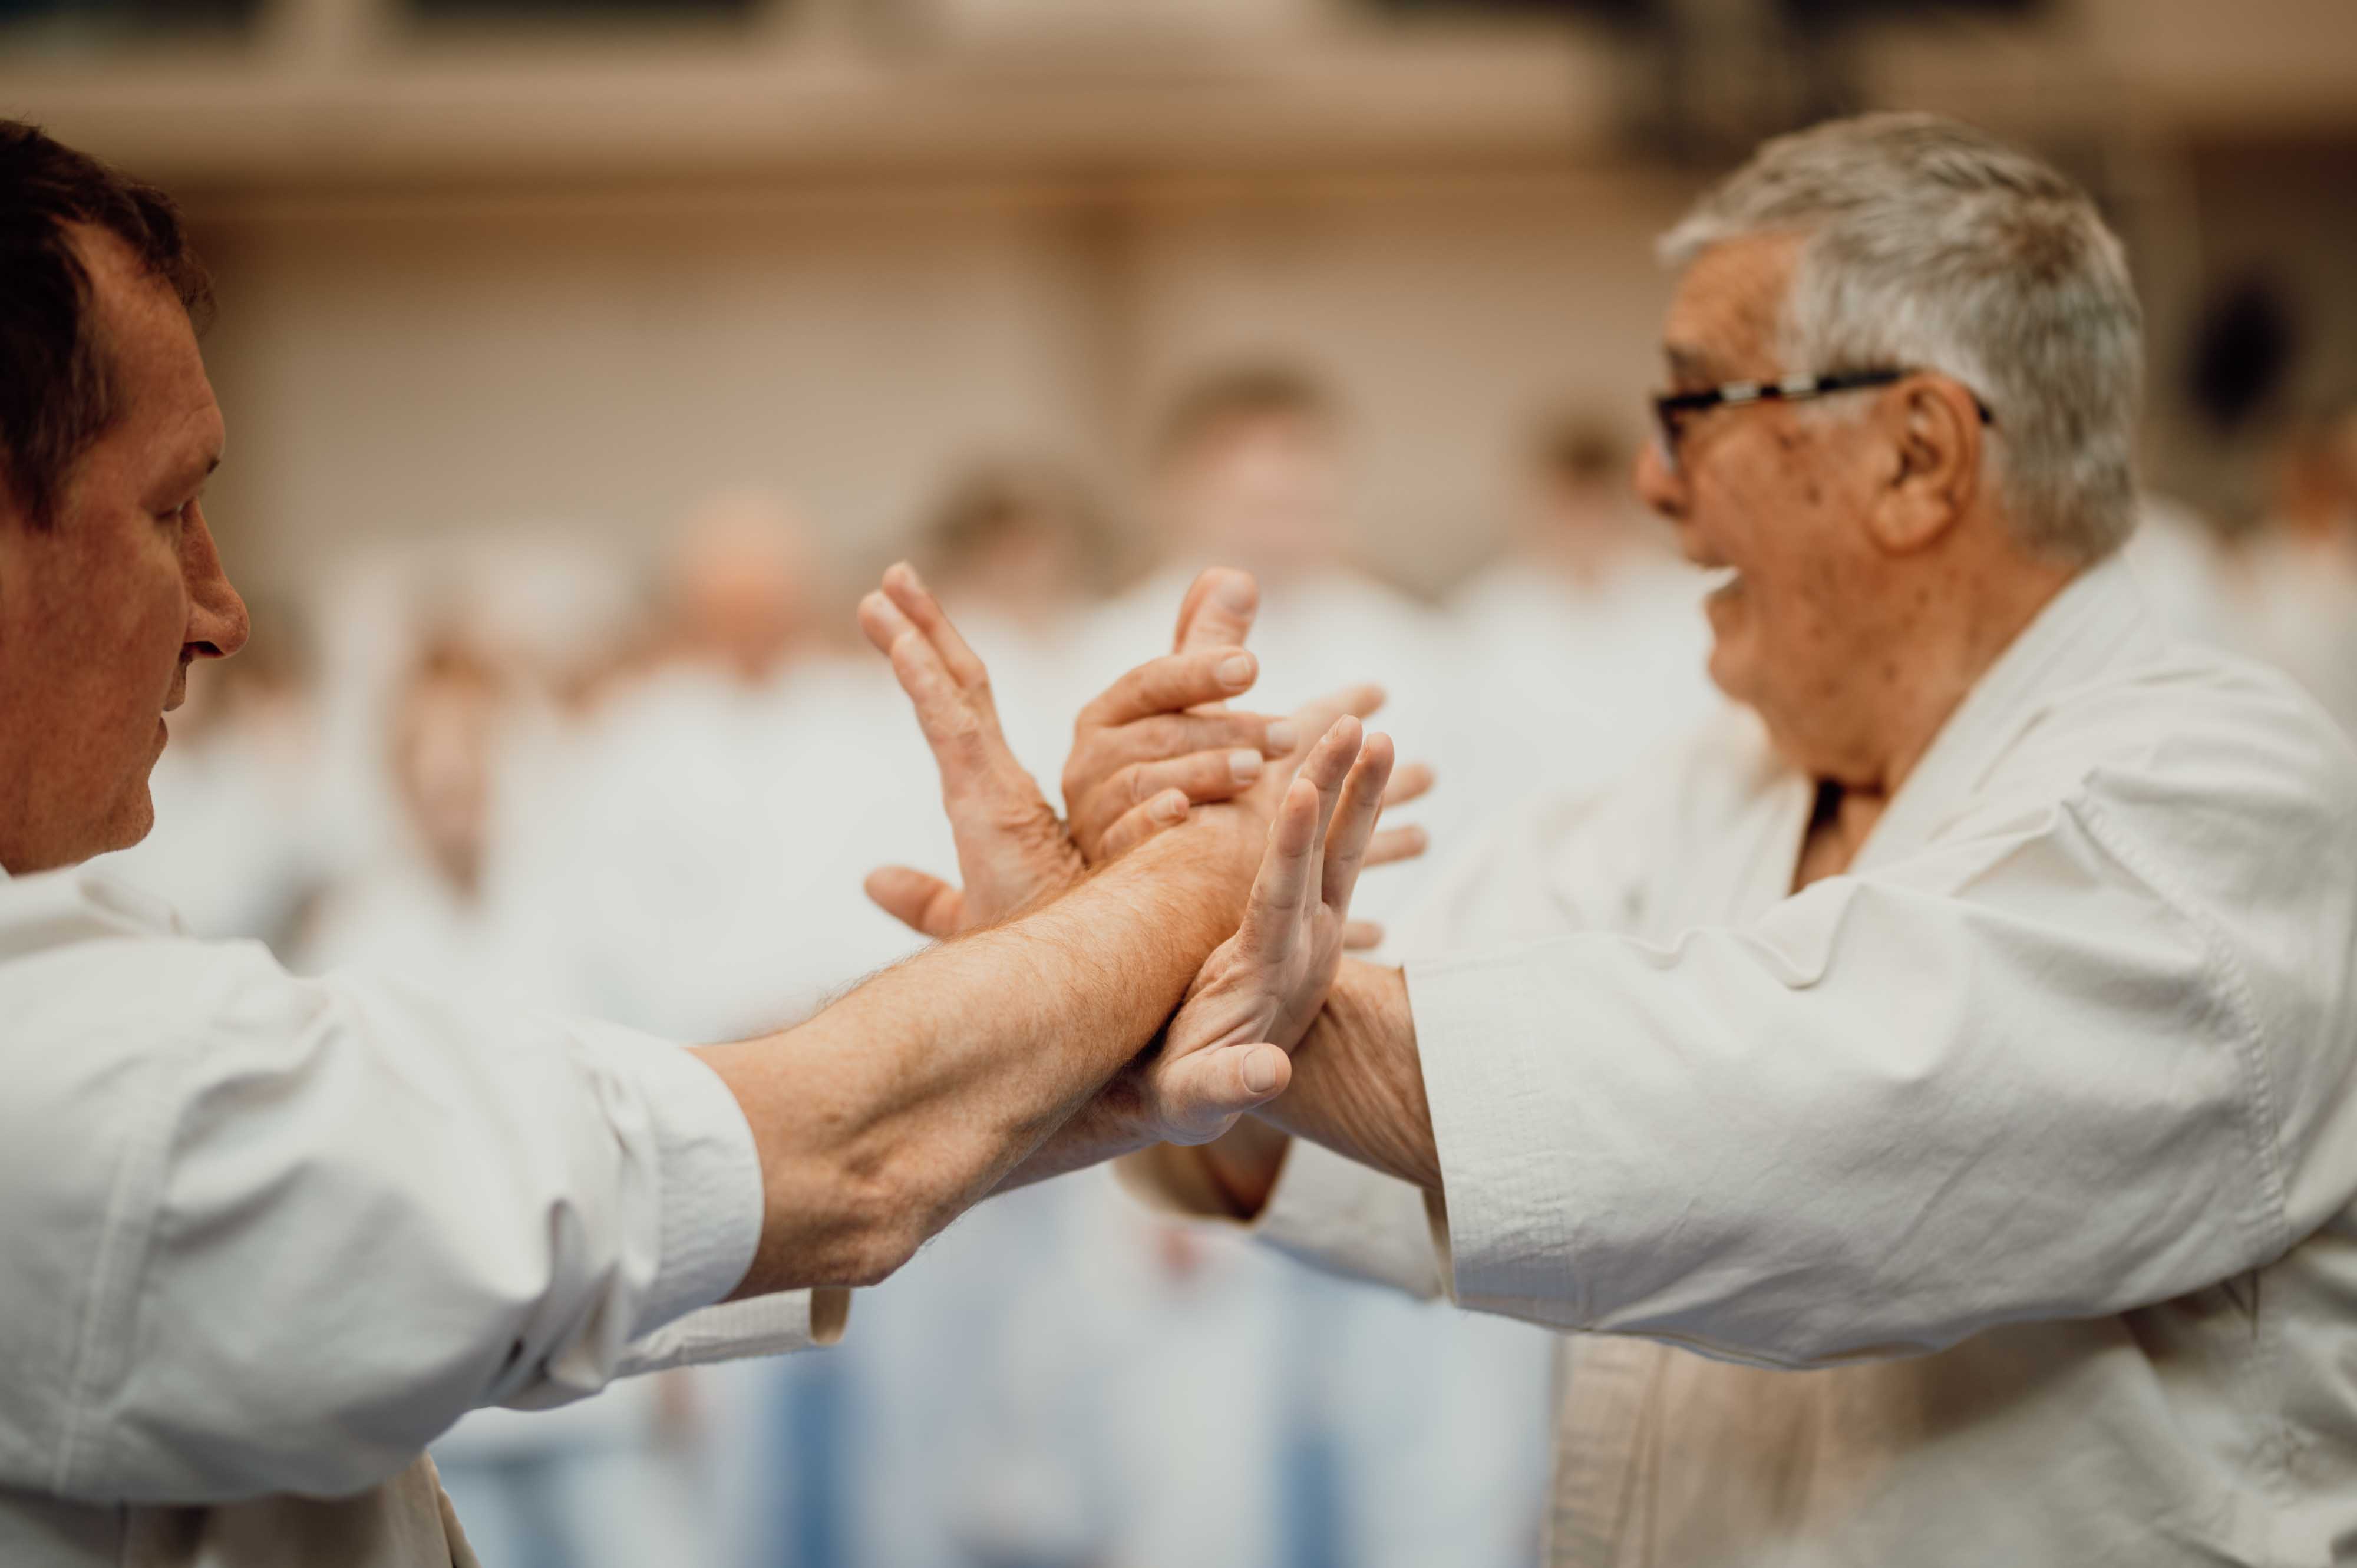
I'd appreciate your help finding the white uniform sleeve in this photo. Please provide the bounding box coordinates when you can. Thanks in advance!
[1411,777,2355,1368]
[0,886,824,1506]
[1114,1138,1446,1300]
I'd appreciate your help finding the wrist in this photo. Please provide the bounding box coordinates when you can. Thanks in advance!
[1111,813,1261,946]
[1199,1118,1292,1218]
[1264,963,1442,1190]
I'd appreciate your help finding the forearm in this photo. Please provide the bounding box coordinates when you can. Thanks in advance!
[992,1085,1159,1194]
[1259,960,1441,1190]
[699,826,1241,1295]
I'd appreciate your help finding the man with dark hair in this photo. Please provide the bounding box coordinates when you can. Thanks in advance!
[0,122,212,530]
[0,121,1408,1568]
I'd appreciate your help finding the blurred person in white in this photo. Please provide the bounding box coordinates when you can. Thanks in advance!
[90,593,334,949]
[547,488,923,1039]
[1446,410,1715,807]
[1097,365,1445,933]
[829,458,1126,1568]
[1090,114,2357,1566]
[0,118,1403,1568]
[912,455,1121,778]
[2224,399,2357,738]
[300,636,705,1568]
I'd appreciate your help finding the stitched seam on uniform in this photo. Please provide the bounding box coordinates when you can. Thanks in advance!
[2069,791,2302,1513]
[51,953,195,1496]
[2071,793,2289,1265]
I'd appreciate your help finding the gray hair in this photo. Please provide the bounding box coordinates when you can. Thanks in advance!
[1660,113,2144,563]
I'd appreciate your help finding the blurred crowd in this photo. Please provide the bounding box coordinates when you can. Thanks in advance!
[90,367,2357,1568]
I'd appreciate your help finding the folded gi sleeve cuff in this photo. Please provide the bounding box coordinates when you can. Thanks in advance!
[618,1288,850,1378]
[1408,946,1590,1327]
[570,1022,771,1337]
[1114,1139,1445,1300]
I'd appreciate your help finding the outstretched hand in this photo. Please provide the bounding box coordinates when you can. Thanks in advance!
[860,563,1293,939]
[857,565,1081,938]
[1123,715,1395,1146]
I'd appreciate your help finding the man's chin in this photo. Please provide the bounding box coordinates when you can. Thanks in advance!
[100,784,159,860]
[1704,638,1752,705]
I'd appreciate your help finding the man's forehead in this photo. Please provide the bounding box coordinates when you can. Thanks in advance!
[75,225,223,461]
[1661,232,1803,379]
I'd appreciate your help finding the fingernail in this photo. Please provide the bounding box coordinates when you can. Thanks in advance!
[1153,791,1189,822]
[1243,1047,1279,1094]
[1262,719,1296,754]
[1217,653,1253,688]
[1228,749,1263,784]
[1215,575,1256,614]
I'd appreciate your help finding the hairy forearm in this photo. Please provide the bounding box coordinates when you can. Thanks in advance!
[1259,961,1441,1190]
[991,1082,1158,1194]
[699,827,1241,1295]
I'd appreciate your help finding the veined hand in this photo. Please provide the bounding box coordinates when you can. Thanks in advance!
[858,563,1293,938]
[1125,714,1394,1146]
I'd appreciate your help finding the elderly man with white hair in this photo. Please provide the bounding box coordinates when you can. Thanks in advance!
[876,113,2357,1565]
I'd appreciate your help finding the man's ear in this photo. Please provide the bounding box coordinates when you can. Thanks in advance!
[1867,375,1985,555]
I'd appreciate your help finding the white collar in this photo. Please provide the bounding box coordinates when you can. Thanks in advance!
[1851,553,2157,874]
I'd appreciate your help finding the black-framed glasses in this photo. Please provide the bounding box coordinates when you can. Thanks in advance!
[1650,368,1995,474]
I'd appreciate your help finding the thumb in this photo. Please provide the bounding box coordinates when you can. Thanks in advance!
[1173,567,1260,655]
[1155,1042,1291,1144]
[864,866,968,940]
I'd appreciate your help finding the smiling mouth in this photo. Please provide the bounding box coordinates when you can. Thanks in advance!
[1699,565,1742,600]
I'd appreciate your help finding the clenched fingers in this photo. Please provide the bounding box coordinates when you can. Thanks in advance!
[1084,709,1299,767]
[1097,788,1191,860]
[1080,647,1261,731]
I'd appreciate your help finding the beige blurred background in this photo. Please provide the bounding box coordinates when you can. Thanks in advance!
[12,0,2357,605]
[16,9,2357,1568]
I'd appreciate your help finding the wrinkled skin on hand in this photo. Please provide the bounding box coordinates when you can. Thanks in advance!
[1146,715,1395,1145]
[859,563,1430,943]
[856,562,1424,1162]
[858,563,1289,936]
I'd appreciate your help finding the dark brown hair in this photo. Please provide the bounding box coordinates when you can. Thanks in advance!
[1153,363,1335,470]
[0,120,212,529]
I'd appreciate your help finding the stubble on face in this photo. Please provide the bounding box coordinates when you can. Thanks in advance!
[0,230,225,873]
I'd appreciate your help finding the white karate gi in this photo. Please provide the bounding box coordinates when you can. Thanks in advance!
[0,864,842,1568]
[1134,556,2357,1566]
[1444,551,1716,813]
[538,656,938,1041]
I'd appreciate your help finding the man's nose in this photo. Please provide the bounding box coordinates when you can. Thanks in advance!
[181,503,250,661]
[1632,433,1684,520]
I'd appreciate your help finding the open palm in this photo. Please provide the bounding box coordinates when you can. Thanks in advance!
[1144,715,1394,1146]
